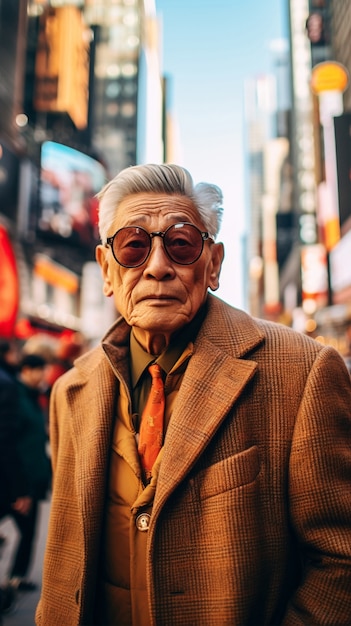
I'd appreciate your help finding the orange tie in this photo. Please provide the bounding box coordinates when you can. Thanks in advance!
[138,364,165,480]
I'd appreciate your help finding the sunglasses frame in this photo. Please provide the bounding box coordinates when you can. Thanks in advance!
[105,222,213,268]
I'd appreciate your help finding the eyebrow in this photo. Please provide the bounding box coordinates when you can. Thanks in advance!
[124,214,193,226]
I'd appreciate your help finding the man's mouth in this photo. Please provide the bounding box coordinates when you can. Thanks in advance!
[140,294,179,303]
[145,294,177,300]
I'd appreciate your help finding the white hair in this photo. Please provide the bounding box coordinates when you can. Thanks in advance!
[97,163,223,242]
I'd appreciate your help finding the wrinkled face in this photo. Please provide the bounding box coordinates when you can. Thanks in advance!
[96,193,224,342]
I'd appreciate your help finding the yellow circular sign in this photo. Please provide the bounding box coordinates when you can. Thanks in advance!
[311,62,349,94]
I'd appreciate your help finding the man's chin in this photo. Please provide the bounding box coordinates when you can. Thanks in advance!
[131,309,188,332]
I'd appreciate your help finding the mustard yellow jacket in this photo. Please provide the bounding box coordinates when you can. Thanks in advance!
[36,295,351,626]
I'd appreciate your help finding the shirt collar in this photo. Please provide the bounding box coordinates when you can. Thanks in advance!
[130,331,186,388]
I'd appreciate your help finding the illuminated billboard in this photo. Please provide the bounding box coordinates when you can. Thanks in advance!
[38,141,106,249]
[34,6,90,129]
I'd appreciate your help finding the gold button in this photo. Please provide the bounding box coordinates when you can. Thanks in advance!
[136,513,151,531]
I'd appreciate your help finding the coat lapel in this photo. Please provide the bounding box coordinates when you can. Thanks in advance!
[68,354,118,535]
[153,341,258,515]
[67,320,131,533]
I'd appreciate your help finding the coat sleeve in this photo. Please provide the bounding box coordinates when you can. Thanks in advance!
[283,346,351,625]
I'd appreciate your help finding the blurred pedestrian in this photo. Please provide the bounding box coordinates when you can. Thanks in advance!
[0,339,31,518]
[0,340,32,615]
[21,334,58,430]
[45,331,88,390]
[4,353,51,593]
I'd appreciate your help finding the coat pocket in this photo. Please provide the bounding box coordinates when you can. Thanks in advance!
[194,445,260,500]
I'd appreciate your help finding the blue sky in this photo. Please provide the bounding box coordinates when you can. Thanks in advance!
[155,0,288,309]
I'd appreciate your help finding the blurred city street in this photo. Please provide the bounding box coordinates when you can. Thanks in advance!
[0,498,50,625]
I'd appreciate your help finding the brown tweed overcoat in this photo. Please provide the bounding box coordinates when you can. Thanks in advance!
[36,294,351,626]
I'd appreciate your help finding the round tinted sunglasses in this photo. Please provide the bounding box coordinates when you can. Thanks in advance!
[105,222,213,268]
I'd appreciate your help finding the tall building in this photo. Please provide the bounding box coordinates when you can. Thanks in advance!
[244,41,293,321]
[329,0,351,287]
[288,0,322,319]
[282,0,351,364]
[312,0,351,362]
[244,74,276,317]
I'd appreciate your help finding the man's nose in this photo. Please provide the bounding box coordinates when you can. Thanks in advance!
[143,237,174,278]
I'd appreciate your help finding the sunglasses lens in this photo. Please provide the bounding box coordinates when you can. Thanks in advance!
[113,227,150,267]
[165,224,203,264]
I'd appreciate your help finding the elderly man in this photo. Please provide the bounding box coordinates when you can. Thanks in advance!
[36,164,351,626]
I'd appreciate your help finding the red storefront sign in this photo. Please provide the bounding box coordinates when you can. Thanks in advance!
[0,225,19,337]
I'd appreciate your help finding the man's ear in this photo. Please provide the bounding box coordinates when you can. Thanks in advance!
[95,245,114,297]
[209,242,224,292]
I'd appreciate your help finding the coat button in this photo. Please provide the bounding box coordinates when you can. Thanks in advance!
[136,513,151,531]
